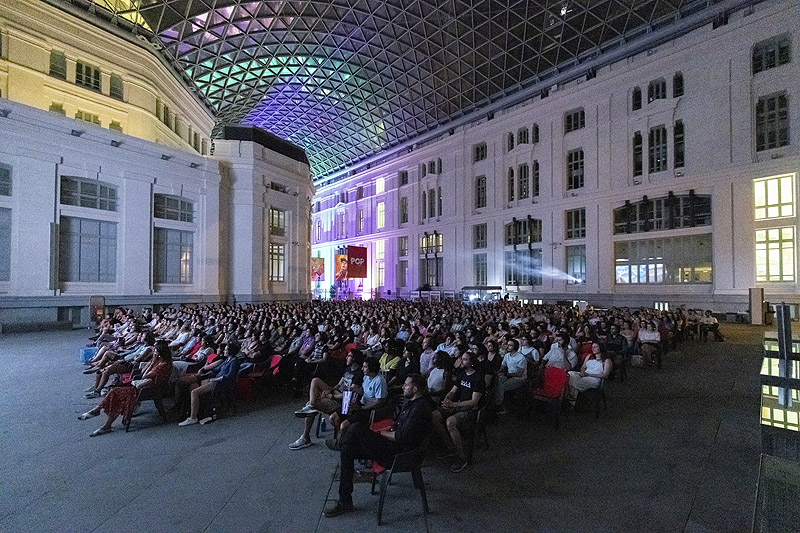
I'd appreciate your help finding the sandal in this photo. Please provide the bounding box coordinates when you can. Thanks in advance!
[90,427,112,437]
[78,411,99,420]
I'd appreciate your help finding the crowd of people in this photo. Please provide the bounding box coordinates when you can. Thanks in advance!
[74,298,724,514]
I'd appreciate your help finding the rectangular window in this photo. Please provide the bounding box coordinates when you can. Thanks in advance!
[633,132,643,177]
[268,243,285,282]
[357,186,364,199]
[566,149,584,190]
[60,176,117,212]
[756,93,790,151]
[566,208,586,239]
[475,176,487,209]
[59,216,117,282]
[473,142,487,162]
[672,73,684,98]
[518,128,529,145]
[753,36,791,74]
[614,234,712,284]
[0,166,10,196]
[49,51,66,80]
[428,189,436,218]
[398,236,408,257]
[398,260,408,288]
[398,171,408,186]
[75,110,100,125]
[648,125,668,173]
[518,164,530,200]
[419,257,444,287]
[375,177,385,195]
[647,79,667,102]
[437,187,442,217]
[532,161,540,197]
[399,197,409,224]
[507,133,515,152]
[505,249,543,286]
[109,121,122,132]
[474,253,488,285]
[315,220,321,242]
[505,218,542,245]
[377,262,385,288]
[154,194,194,223]
[564,108,585,133]
[377,201,385,229]
[420,232,443,254]
[507,168,515,202]
[0,207,11,281]
[428,161,436,175]
[756,227,795,282]
[109,74,124,100]
[421,191,427,219]
[754,174,795,220]
[268,207,286,236]
[566,245,586,284]
[474,223,487,249]
[376,239,385,260]
[674,121,685,168]
[338,213,346,238]
[49,102,66,115]
[153,227,193,284]
[420,163,427,178]
[75,61,101,92]
[531,124,539,144]
[632,87,642,110]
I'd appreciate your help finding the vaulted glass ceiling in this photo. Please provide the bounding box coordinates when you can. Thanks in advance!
[69,0,732,179]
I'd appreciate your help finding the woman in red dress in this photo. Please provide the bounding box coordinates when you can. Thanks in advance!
[79,340,173,436]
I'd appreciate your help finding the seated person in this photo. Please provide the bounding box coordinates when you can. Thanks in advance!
[494,339,528,411]
[432,350,484,473]
[177,343,241,426]
[426,351,452,404]
[700,310,724,342]
[388,342,420,390]
[78,340,173,436]
[636,321,661,366]
[326,357,387,449]
[289,349,365,450]
[324,373,433,518]
[238,330,273,375]
[378,339,403,380]
[84,332,157,398]
[172,335,215,377]
[543,333,578,371]
[567,343,613,407]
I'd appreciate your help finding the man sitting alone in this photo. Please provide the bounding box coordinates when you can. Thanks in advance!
[324,373,433,517]
[288,349,365,450]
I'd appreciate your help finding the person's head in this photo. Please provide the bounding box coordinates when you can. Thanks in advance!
[460,350,476,371]
[154,340,172,362]
[363,357,380,376]
[610,324,619,334]
[403,373,427,399]
[486,339,498,353]
[226,342,241,358]
[506,338,520,353]
[201,335,214,348]
[144,331,157,346]
[556,333,569,347]
[591,342,601,355]
[347,348,365,367]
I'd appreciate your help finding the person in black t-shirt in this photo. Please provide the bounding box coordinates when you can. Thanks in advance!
[432,350,485,473]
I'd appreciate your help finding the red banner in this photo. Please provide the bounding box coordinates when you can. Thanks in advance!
[347,246,368,278]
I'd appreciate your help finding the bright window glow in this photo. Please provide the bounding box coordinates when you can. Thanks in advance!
[756,226,795,282]
[377,202,385,229]
[375,177,385,195]
[754,174,795,220]
[377,262,385,287]
[376,239,384,260]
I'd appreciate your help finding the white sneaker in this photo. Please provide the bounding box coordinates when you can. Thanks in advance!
[178,417,198,427]
[83,386,96,392]
[288,435,313,450]
[294,403,319,417]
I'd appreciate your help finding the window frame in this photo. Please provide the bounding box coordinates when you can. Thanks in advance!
[566,149,585,190]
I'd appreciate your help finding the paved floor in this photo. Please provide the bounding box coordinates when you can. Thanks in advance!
[0,325,765,532]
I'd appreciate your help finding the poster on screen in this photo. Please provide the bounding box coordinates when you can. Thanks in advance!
[311,257,325,281]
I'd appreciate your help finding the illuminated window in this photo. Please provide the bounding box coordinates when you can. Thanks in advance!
[268,207,285,236]
[377,202,385,229]
[377,262,385,287]
[375,177,385,195]
[358,209,365,232]
[755,174,795,220]
[756,227,795,282]
[376,239,385,260]
[268,243,285,282]
[153,227,192,284]
[615,234,712,284]
[315,220,321,242]
[474,253,487,285]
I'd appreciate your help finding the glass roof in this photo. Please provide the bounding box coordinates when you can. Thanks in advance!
[75,0,728,179]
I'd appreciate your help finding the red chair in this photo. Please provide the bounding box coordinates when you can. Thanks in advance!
[530,367,569,429]
[235,354,282,401]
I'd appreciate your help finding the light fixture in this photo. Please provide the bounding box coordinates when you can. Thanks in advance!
[110,140,122,147]
[161,154,171,160]
[189,162,200,168]
[71,129,84,137]
[0,109,10,118]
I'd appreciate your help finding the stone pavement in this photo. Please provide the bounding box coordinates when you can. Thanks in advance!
[0,324,765,532]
